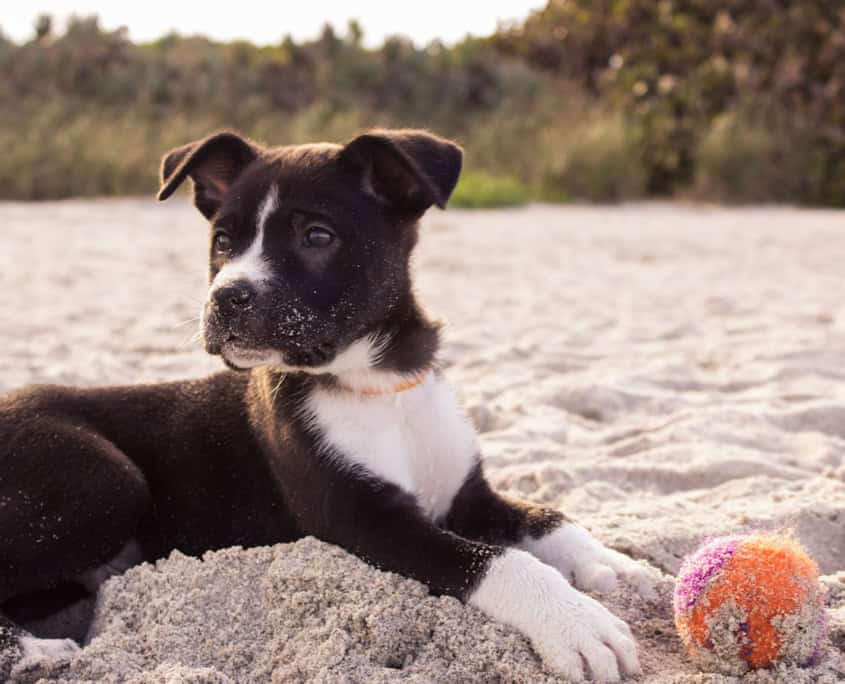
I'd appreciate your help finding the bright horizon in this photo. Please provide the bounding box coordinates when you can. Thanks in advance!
[2,1,547,47]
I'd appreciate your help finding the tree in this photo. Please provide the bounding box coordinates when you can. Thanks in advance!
[35,14,52,43]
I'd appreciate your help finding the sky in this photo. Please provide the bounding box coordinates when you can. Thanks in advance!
[3,1,547,47]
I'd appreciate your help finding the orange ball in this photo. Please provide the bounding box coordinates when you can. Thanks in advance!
[673,533,828,675]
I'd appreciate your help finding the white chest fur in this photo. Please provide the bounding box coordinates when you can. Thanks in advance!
[306,373,479,520]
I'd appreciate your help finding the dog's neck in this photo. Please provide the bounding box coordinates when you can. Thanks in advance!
[255,298,440,400]
[371,298,440,373]
[333,301,439,396]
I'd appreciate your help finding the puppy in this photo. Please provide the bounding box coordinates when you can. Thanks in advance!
[0,129,656,681]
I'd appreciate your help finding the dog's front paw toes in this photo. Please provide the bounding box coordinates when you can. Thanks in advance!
[470,550,641,682]
[574,543,662,601]
[537,593,641,682]
[535,524,662,600]
[595,546,662,601]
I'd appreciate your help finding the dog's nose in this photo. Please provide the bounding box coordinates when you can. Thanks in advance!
[212,282,255,313]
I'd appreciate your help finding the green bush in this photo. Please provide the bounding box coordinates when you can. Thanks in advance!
[449,171,529,208]
[692,107,845,207]
[1,4,844,205]
[693,111,794,204]
[544,114,648,202]
[495,0,845,205]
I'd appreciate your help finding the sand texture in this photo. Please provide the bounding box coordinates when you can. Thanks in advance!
[1,200,844,682]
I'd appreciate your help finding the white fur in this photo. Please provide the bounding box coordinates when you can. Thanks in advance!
[519,523,660,600]
[220,334,421,394]
[324,335,383,371]
[215,347,281,371]
[469,549,640,682]
[17,636,79,664]
[305,371,478,520]
[313,335,431,394]
[210,185,278,293]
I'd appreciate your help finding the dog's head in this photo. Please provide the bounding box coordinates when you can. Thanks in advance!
[158,129,462,377]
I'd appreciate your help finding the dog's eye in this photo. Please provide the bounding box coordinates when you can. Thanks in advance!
[303,225,335,248]
[213,232,232,255]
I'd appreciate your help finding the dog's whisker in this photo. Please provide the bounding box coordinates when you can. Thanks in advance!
[171,316,202,330]
[270,374,286,402]
[178,329,204,348]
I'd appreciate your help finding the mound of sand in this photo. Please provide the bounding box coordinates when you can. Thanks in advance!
[35,538,560,683]
[2,200,844,682]
[20,539,844,683]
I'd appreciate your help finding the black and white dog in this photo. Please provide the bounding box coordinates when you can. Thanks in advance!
[0,129,657,681]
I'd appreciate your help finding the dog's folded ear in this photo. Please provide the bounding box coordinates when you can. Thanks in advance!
[157,131,258,219]
[340,129,463,215]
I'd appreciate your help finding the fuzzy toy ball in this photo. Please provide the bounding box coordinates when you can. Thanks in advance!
[673,533,828,675]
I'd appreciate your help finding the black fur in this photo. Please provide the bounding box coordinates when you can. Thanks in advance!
[157,131,259,219]
[444,462,566,545]
[0,129,566,672]
[174,134,451,375]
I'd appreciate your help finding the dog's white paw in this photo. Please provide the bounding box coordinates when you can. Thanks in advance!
[536,590,640,682]
[11,636,79,680]
[469,549,641,682]
[18,635,79,662]
[522,523,661,600]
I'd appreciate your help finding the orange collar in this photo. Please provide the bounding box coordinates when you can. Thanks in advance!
[340,370,430,397]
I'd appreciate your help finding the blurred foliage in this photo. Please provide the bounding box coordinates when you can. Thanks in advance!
[0,3,843,205]
[543,113,648,201]
[450,172,529,208]
[494,0,845,206]
[692,105,819,203]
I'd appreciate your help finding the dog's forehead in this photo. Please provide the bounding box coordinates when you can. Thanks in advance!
[276,142,343,166]
[223,142,352,221]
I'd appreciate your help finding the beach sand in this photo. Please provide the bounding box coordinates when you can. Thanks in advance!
[1,199,843,682]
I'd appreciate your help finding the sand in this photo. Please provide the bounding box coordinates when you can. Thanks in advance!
[1,199,843,682]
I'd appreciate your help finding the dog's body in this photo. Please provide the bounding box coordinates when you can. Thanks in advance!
[0,129,655,681]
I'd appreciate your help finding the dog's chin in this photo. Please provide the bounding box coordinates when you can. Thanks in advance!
[219,347,280,371]
[213,342,342,374]
[203,334,279,371]
[202,326,351,374]
[201,318,345,372]
[203,328,281,371]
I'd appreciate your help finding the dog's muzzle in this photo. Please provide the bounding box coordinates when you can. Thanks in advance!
[202,279,261,355]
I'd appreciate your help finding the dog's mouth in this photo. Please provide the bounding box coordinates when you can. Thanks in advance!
[218,341,275,370]
[205,329,340,372]
[201,303,348,372]
[202,325,239,356]
[201,310,275,368]
[200,289,356,372]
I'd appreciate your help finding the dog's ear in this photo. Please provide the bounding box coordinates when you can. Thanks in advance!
[157,131,258,219]
[340,129,463,214]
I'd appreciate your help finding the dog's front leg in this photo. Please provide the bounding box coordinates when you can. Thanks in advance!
[287,472,638,682]
[446,464,662,601]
